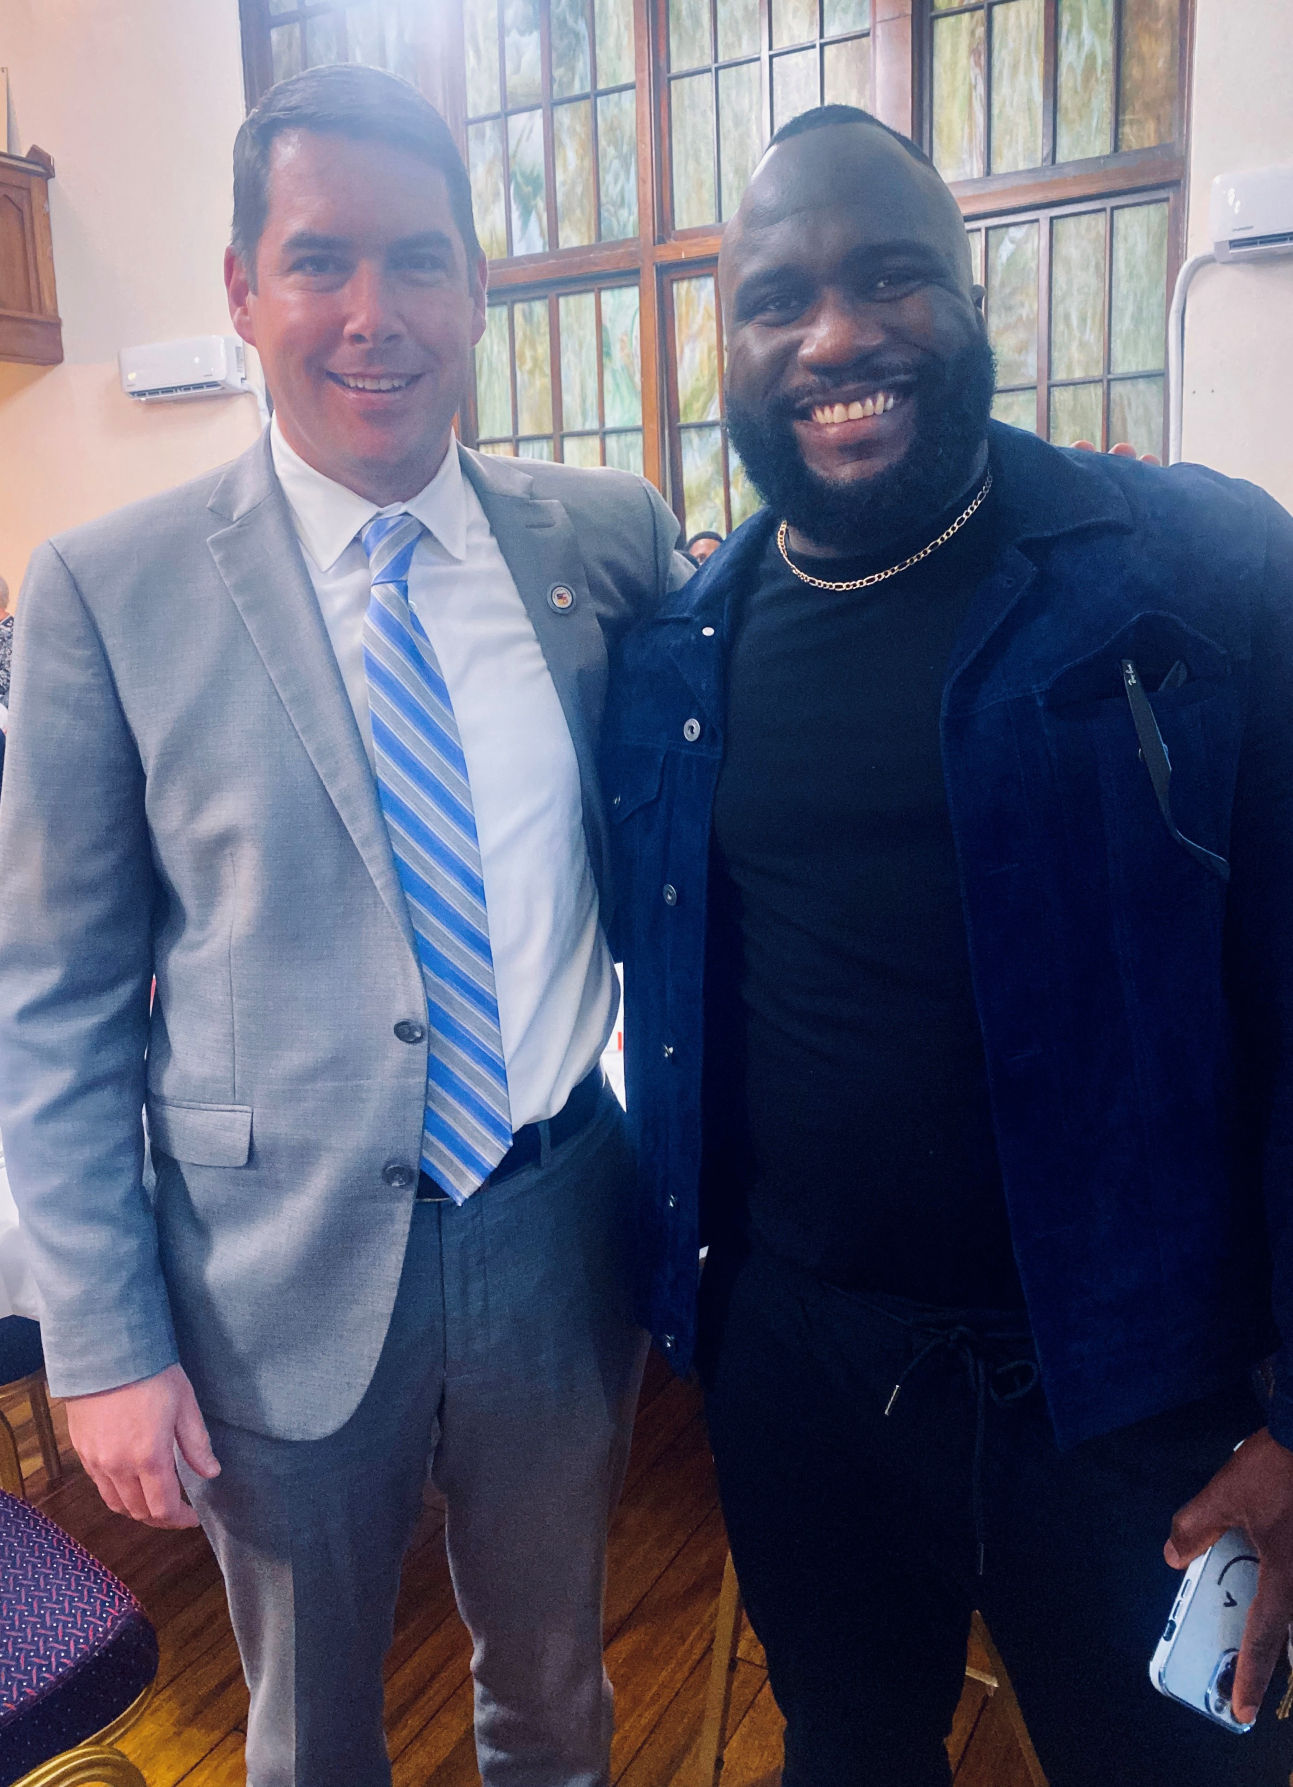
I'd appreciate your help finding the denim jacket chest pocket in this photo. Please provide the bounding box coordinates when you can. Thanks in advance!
[1032,612,1242,908]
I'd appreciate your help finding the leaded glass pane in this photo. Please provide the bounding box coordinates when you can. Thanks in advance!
[681,428,727,532]
[992,389,1037,432]
[966,227,984,287]
[823,35,870,108]
[480,441,517,456]
[670,0,712,70]
[717,0,762,63]
[597,90,639,240]
[718,62,763,222]
[504,0,542,106]
[990,0,1043,173]
[730,447,762,524]
[563,434,602,466]
[824,0,870,31]
[551,0,591,98]
[514,299,553,436]
[674,276,721,424]
[932,11,986,182]
[518,437,555,459]
[772,0,818,50]
[1050,381,1104,447]
[554,101,596,247]
[1056,0,1113,163]
[1110,201,1168,373]
[464,0,500,115]
[559,292,599,431]
[772,48,820,131]
[672,75,718,230]
[345,3,416,79]
[1108,375,1164,456]
[469,121,508,260]
[476,306,513,439]
[605,430,644,473]
[986,220,1039,387]
[594,0,635,86]
[1049,210,1106,381]
[508,110,549,255]
[1118,0,1178,151]
[271,23,303,84]
[305,13,340,67]
[601,285,643,427]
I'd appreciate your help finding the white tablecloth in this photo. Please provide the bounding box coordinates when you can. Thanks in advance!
[0,1132,40,1321]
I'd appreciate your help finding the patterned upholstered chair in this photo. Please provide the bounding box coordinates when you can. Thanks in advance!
[0,1321,62,1501]
[0,1492,158,1787]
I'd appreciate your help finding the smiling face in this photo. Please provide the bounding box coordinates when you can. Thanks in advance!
[226,129,487,505]
[720,122,995,553]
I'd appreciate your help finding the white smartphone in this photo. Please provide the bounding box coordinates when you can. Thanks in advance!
[1150,1527,1259,1733]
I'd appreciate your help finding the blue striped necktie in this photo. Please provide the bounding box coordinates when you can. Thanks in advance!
[360,511,513,1200]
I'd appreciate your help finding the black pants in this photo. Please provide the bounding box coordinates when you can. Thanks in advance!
[698,1238,1292,1787]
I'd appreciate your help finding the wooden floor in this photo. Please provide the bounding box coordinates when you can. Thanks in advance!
[2,1352,1037,1787]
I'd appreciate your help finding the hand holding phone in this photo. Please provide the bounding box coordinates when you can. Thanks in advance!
[1165,1426,1293,1725]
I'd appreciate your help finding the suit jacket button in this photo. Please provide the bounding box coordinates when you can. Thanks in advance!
[663,884,677,906]
[383,1161,417,1189]
[662,1043,675,1060]
[683,718,701,742]
[394,1021,426,1044]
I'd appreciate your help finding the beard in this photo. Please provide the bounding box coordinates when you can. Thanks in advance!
[724,331,997,551]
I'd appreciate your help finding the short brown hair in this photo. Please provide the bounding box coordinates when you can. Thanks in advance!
[231,64,481,279]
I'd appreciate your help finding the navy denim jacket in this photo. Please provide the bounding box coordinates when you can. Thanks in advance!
[606,423,1293,1450]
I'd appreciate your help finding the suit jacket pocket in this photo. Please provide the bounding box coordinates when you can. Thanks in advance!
[146,1096,252,1167]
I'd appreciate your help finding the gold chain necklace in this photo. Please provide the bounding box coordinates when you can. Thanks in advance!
[776,470,993,592]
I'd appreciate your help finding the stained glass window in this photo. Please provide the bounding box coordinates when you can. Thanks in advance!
[969,192,1172,457]
[260,0,421,88]
[663,269,764,537]
[667,0,872,233]
[931,0,1183,182]
[473,282,644,469]
[463,0,638,260]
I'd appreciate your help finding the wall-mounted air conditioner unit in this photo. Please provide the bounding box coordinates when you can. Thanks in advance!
[118,335,251,402]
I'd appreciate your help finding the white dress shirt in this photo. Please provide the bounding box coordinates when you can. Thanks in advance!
[270,420,617,1130]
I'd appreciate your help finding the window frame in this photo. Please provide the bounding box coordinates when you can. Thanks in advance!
[237,0,1193,506]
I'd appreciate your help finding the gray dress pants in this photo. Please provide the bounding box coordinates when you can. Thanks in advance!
[182,1087,648,1787]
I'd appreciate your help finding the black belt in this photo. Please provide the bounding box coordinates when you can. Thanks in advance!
[415,1065,605,1202]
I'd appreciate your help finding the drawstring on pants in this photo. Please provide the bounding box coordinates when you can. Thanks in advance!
[884,1324,1038,1577]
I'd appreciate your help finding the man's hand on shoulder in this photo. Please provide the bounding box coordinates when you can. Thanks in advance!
[1166,1426,1293,1724]
[65,1362,220,1530]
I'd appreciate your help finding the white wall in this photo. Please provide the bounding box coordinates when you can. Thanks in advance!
[0,0,262,593]
[1181,0,1293,506]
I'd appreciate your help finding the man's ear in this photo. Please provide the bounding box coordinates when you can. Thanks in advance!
[226,246,257,346]
[971,283,986,315]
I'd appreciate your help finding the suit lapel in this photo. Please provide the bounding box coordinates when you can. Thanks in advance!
[460,450,612,902]
[205,436,417,956]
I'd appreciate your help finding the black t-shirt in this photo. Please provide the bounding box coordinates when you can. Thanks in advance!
[705,481,1025,1309]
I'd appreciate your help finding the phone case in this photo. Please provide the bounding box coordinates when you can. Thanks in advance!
[1150,1527,1258,1733]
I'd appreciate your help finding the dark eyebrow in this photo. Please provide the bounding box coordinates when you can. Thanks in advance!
[280,230,352,255]
[279,229,456,257]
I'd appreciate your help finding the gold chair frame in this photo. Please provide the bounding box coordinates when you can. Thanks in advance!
[695,1551,1048,1787]
[11,1681,154,1787]
[0,1368,64,1499]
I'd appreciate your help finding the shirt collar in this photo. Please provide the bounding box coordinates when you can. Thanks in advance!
[269,418,468,572]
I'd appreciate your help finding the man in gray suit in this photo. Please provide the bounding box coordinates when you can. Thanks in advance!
[0,65,687,1787]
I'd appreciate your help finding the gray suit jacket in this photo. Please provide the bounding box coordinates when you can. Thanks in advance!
[0,433,687,1439]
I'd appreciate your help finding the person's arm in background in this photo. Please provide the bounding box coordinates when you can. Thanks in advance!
[0,545,218,1528]
[1163,489,1293,1723]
